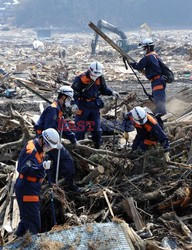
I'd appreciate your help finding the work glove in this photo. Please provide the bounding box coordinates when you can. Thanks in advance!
[112,91,120,99]
[164,152,171,162]
[43,160,51,170]
[71,104,79,114]
[124,132,129,140]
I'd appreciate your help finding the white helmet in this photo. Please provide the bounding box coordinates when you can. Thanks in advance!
[131,106,147,125]
[58,85,74,99]
[139,38,154,48]
[89,61,103,78]
[42,128,60,149]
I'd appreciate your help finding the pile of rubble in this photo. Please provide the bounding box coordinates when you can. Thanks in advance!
[0,28,192,249]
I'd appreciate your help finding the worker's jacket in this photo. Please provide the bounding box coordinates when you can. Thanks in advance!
[17,139,45,180]
[34,100,76,144]
[72,70,113,108]
[15,139,45,201]
[123,112,170,151]
[130,52,166,92]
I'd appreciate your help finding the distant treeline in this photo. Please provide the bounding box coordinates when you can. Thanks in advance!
[13,0,192,31]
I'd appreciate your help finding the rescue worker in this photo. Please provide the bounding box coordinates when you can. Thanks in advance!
[15,128,61,237]
[72,61,120,149]
[129,38,166,127]
[34,85,80,192]
[123,106,171,162]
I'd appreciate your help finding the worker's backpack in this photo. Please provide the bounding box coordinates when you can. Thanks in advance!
[158,58,174,83]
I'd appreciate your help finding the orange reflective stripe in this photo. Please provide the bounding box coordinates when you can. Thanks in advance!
[76,110,83,115]
[85,98,96,101]
[36,129,42,135]
[26,140,43,163]
[80,75,100,85]
[143,115,157,131]
[26,140,35,154]
[146,52,158,56]
[19,174,43,183]
[23,195,39,202]
[135,124,142,128]
[58,110,63,119]
[95,78,100,85]
[51,101,57,108]
[144,123,152,132]
[144,139,157,145]
[35,151,44,163]
[27,176,38,182]
[150,75,161,82]
[152,85,164,91]
[147,114,157,125]
[81,75,91,84]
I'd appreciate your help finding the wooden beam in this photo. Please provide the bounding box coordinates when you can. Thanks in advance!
[122,198,145,231]
[103,190,114,218]
[81,165,104,184]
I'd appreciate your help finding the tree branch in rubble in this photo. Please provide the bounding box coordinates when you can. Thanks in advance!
[74,144,128,158]
[0,105,33,152]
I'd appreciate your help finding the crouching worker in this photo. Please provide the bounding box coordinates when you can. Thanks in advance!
[123,106,171,162]
[15,128,61,237]
[34,86,80,192]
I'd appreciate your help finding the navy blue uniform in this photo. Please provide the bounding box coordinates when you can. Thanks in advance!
[130,52,166,116]
[123,112,170,151]
[34,101,76,182]
[15,139,45,236]
[72,70,113,147]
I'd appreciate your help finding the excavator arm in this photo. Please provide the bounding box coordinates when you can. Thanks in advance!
[91,20,129,54]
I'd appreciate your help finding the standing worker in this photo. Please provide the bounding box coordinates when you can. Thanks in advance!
[15,128,61,237]
[34,85,80,192]
[72,61,120,149]
[123,106,170,162]
[130,38,166,127]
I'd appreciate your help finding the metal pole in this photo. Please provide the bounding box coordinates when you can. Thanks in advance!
[113,97,118,151]
[47,169,57,226]
[44,154,56,226]
[55,117,64,184]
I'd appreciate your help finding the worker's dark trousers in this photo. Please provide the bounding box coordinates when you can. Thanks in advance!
[151,78,166,117]
[153,89,166,116]
[48,146,76,183]
[15,179,41,237]
[75,106,102,147]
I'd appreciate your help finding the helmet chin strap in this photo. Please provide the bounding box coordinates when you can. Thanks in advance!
[90,74,98,81]
[42,139,52,152]
[65,98,71,108]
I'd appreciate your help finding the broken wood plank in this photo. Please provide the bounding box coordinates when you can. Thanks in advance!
[81,165,104,184]
[122,198,145,231]
[168,160,192,170]
[11,164,19,231]
[103,190,114,218]
[2,166,18,234]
